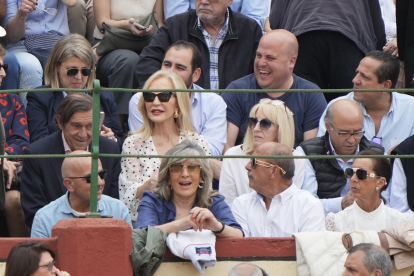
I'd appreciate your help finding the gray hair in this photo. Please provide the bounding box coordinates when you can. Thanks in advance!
[324,103,334,125]
[262,143,295,180]
[228,263,267,276]
[347,243,392,276]
[152,140,217,208]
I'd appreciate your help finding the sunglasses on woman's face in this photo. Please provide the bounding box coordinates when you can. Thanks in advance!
[67,68,92,77]
[344,168,380,180]
[0,63,8,73]
[169,162,202,175]
[143,92,175,102]
[248,117,274,131]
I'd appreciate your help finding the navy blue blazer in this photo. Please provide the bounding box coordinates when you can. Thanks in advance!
[20,130,121,228]
[26,85,124,148]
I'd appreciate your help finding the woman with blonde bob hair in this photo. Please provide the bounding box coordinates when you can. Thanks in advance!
[135,140,243,237]
[120,70,210,223]
[220,99,306,206]
[26,34,123,147]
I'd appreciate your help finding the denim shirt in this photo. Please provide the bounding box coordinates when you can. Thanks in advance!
[31,192,132,238]
[135,191,243,234]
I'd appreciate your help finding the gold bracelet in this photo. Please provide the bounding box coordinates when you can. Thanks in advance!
[18,7,27,19]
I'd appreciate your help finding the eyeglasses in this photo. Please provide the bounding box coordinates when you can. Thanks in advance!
[0,63,8,73]
[36,0,58,16]
[329,124,365,139]
[143,92,175,102]
[259,98,294,116]
[248,117,274,131]
[67,169,107,183]
[344,168,381,180]
[39,260,55,271]
[169,162,202,175]
[67,68,92,77]
[251,158,286,174]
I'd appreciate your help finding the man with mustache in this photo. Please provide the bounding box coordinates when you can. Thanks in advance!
[31,152,131,238]
[231,142,325,237]
[134,0,262,90]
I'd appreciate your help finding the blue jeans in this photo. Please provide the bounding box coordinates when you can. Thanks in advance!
[1,52,20,90]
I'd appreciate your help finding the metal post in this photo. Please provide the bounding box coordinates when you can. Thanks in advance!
[87,80,102,217]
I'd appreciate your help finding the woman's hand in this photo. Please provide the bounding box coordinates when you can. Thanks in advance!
[3,159,20,190]
[128,18,153,36]
[383,38,398,57]
[100,125,117,143]
[190,207,222,232]
[18,0,38,18]
[136,174,158,200]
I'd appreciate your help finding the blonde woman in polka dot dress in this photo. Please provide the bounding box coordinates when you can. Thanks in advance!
[119,70,210,223]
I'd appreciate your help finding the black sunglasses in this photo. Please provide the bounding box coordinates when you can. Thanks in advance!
[248,117,274,131]
[344,168,381,180]
[67,68,92,77]
[142,92,175,102]
[0,63,8,73]
[68,169,107,183]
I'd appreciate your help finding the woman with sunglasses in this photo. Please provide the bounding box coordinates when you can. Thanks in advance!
[325,149,414,232]
[135,140,243,237]
[0,44,31,237]
[220,99,305,206]
[26,34,124,148]
[5,241,70,276]
[119,70,210,224]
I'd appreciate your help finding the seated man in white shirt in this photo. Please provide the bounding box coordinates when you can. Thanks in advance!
[317,50,414,153]
[231,142,325,237]
[297,100,384,215]
[31,151,132,238]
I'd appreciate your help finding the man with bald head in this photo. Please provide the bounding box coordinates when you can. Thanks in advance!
[222,29,327,151]
[31,151,131,238]
[231,142,325,237]
[228,263,267,276]
[297,99,384,215]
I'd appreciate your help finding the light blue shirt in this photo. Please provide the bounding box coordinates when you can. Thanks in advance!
[4,0,70,38]
[163,0,269,29]
[317,92,414,153]
[297,138,360,215]
[31,192,132,238]
[128,85,227,156]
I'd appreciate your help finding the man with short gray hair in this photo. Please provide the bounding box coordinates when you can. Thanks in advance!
[231,142,325,237]
[343,243,392,276]
[297,99,384,215]
[228,263,267,276]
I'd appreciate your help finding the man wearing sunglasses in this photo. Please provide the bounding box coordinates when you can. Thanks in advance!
[222,29,327,152]
[21,94,121,228]
[31,152,131,238]
[129,41,227,158]
[231,142,325,237]
[297,99,384,215]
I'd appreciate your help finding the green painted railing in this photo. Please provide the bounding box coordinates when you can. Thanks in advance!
[3,82,414,215]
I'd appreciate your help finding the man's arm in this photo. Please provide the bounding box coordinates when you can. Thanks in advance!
[237,0,270,29]
[128,93,144,132]
[0,0,6,20]
[224,122,239,154]
[303,128,318,141]
[30,212,50,238]
[299,198,326,232]
[386,158,412,214]
[368,0,386,50]
[230,197,250,237]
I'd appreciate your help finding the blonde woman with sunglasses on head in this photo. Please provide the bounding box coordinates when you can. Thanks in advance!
[119,70,210,224]
[325,149,414,232]
[219,99,305,206]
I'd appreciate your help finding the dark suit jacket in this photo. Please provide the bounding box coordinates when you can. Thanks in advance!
[26,86,124,148]
[21,130,121,228]
[397,0,414,88]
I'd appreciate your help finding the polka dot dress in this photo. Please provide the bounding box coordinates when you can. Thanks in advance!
[119,131,210,223]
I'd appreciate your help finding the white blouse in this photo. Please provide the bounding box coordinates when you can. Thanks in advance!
[325,200,414,232]
[219,144,306,207]
[119,131,210,223]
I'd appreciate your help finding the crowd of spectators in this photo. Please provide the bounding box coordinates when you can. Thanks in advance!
[0,0,412,271]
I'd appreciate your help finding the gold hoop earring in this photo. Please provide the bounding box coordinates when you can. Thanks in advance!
[174,111,179,118]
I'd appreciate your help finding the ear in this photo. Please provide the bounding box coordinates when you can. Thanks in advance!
[325,121,331,133]
[377,177,386,191]
[228,0,234,7]
[374,269,383,276]
[269,165,279,179]
[57,116,64,130]
[288,55,297,70]
[63,178,74,192]
[192,68,201,83]
[382,79,392,89]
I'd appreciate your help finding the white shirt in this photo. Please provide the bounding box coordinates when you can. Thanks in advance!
[219,145,306,207]
[128,86,227,156]
[317,92,414,153]
[296,139,360,215]
[379,0,396,39]
[325,200,414,232]
[231,184,326,237]
[384,158,414,216]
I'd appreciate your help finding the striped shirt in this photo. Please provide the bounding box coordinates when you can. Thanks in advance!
[197,10,229,90]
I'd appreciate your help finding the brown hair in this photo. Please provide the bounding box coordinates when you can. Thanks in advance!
[55,93,93,126]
